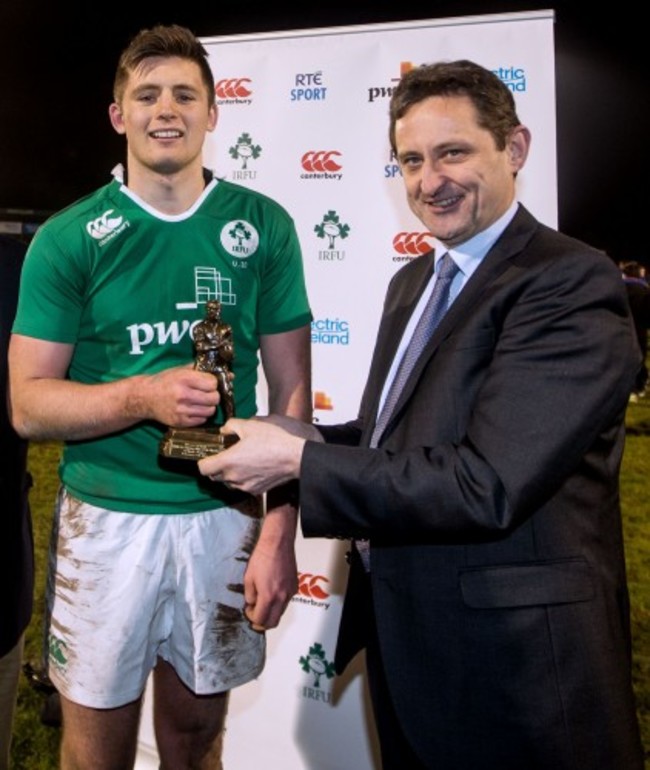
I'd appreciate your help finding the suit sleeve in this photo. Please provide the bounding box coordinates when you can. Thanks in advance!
[299,240,639,542]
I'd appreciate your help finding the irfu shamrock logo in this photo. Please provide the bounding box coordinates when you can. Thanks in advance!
[299,642,336,687]
[314,210,350,249]
[229,132,262,169]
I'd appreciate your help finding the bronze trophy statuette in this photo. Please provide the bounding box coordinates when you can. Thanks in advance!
[159,300,239,460]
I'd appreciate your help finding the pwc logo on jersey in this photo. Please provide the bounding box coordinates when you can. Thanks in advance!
[220,220,260,266]
[86,209,130,247]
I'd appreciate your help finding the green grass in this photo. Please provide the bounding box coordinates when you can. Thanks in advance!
[12,441,61,769]
[10,407,650,768]
[622,395,650,763]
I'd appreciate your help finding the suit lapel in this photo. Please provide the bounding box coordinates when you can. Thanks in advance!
[360,251,434,443]
[376,206,540,440]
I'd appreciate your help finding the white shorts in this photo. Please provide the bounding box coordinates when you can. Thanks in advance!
[45,488,265,708]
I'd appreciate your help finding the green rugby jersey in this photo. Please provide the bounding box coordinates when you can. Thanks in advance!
[13,169,312,513]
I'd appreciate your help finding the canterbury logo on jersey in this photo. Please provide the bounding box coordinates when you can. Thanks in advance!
[86,210,126,240]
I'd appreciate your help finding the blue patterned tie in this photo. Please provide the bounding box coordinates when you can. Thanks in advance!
[356,253,459,570]
[370,252,459,447]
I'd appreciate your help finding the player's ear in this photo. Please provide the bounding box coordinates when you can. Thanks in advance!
[207,103,218,133]
[109,102,126,135]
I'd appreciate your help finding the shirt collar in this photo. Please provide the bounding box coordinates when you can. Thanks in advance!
[432,200,519,278]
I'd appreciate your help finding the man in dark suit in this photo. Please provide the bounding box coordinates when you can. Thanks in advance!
[198,60,645,769]
[0,233,33,770]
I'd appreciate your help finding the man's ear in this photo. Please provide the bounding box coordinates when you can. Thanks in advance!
[507,125,531,172]
[109,103,126,135]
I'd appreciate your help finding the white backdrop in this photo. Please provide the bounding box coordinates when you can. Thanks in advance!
[136,11,557,769]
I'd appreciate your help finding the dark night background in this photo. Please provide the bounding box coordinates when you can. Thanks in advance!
[0,3,645,265]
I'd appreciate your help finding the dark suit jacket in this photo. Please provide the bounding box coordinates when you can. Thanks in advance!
[0,234,34,657]
[300,206,645,769]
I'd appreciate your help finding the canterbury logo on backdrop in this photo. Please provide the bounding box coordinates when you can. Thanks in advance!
[301,151,342,173]
[215,78,252,99]
[393,232,434,256]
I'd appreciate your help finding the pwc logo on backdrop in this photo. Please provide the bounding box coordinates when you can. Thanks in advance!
[300,150,343,180]
[392,231,434,263]
[214,77,253,105]
[367,60,415,103]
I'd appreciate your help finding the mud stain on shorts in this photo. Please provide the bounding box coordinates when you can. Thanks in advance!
[63,494,87,537]
[207,602,262,683]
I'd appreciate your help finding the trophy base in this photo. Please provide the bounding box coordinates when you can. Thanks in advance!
[159,427,239,460]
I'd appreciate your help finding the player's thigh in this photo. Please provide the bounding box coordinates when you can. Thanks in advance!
[152,659,228,746]
[59,693,142,770]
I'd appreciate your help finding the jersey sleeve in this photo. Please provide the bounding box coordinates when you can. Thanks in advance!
[11,224,88,344]
[256,204,312,335]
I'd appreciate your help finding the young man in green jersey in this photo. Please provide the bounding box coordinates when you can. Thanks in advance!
[9,24,312,770]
